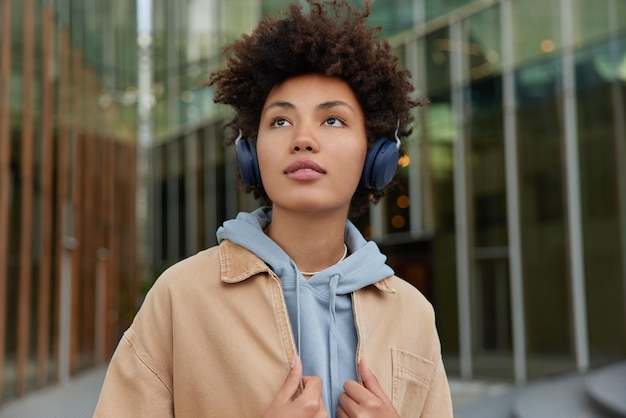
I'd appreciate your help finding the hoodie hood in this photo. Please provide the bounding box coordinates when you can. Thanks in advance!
[216,207,393,289]
[216,206,394,416]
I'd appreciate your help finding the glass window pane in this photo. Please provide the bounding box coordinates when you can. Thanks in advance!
[426,0,475,21]
[576,38,626,364]
[384,169,412,234]
[573,0,611,45]
[462,7,513,379]
[423,28,460,373]
[512,0,561,65]
[516,58,577,378]
[369,0,415,37]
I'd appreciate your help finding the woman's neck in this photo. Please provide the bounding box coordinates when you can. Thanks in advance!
[265,207,348,276]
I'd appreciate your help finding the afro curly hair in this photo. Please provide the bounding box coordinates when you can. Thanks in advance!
[206,0,422,218]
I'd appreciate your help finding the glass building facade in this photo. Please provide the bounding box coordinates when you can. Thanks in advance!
[1,0,625,405]
[147,0,626,386]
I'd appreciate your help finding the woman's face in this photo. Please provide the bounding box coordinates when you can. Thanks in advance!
[256,73,367,217]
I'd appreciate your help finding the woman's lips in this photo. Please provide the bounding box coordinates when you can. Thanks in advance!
[284,160,326,180]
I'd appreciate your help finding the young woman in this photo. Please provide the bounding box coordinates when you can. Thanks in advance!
[94,1,453,417]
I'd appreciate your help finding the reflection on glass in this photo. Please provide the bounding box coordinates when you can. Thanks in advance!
[516,58,577,378]
[385,166,411,234]
[425,0,474,21]
[424,28,461,373]
[460,6,514,380]
[512,0,561,65]
[575,40,626,364]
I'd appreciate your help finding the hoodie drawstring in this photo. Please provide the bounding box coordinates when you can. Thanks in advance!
[328,274,340,405]
[292,260,303,353]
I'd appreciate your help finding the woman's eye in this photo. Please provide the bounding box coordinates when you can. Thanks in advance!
[271,118,291,128]
[324,117,345,127]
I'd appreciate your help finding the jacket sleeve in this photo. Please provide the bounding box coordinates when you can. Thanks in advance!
[420,358,454,418]
[93,332,174,418]
[94,261,178,417]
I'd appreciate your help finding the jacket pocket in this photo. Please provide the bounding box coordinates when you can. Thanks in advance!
[391,348,435,417]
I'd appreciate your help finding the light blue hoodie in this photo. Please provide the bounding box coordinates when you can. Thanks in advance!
[216,207,394,417]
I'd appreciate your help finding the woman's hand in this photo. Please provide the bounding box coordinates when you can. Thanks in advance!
[337,358,400,418]
[263,355,328,418]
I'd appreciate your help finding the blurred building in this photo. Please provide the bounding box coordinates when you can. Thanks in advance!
[1,0,625,405]
[0,0,140,403]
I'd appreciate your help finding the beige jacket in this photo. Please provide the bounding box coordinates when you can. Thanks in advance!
[93,240,453,417]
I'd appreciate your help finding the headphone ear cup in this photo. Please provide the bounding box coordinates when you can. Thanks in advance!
[235,137,262,188]
[360,137,399,190]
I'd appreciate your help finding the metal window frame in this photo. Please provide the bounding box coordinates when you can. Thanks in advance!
[501,0,527,385]
[560,0,590,373]
[450,18,474,380]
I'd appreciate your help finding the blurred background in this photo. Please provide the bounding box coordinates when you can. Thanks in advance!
[0,0,625,414]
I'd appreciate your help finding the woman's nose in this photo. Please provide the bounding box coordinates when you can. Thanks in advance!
[291,129,319,153]
[293,143,314,152]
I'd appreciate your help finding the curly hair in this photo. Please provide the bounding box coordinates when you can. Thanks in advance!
[206,0,422,218]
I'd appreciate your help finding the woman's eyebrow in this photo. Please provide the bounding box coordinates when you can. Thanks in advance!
[318,100,356,113]
[264,101,294,111]
[263,100,356,113]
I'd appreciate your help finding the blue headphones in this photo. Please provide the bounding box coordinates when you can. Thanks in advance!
[235,125,401,191]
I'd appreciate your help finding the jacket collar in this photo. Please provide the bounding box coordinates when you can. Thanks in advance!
[219,240,270,284]
[218,240,396,293]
